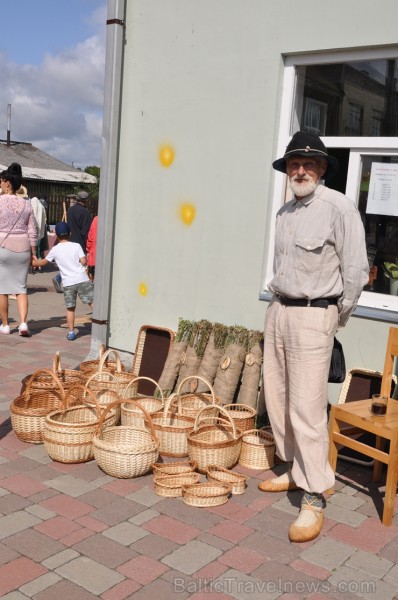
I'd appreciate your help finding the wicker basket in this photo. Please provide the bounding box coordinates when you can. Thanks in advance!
[151,460,197,476]
[84,371,121,423]
[10,369,67,444]
[93,399,159,478]
[205,464,247,495]
[223,404,256,433]
[182,482,232,507]
[121,377,165,427]
[238,428,275,470]
[187,405,242,473]
[151,394,195,458]
[43,385,116,464]
[153,472,202,497]
[170,376,222,419]
[79,346,126,376]
[20,352,86,393]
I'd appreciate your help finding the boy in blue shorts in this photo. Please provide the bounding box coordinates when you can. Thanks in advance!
[32,222,94,340]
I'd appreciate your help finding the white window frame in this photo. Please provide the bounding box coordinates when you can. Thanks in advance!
[261,46,398,321]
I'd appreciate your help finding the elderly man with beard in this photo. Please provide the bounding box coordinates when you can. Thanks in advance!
[259,132,369,543]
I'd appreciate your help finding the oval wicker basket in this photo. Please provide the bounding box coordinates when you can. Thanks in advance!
[170,376,222,419]
[20,352,86,393]
[151,460,198,476]
[153,472,202,497]
[79,346,126,376]
[93,399,159,478]
[238,428,275,471]
[10,369,67,444]
[151,393,195,458]
[182,481,232,507]
[223,404,256,433]
[205,464,247,495]
[43,385,116,464]
[187,405,242,473]
[121,377,164,427]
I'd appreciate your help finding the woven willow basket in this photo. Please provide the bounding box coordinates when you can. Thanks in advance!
[84,372,121,423]
[170,376,222,419]
[151,393,195,458]
[238,428,276,470]
[153,472,202,497]
[80,346,126,376]
[20,352,85,393]
[151,460,197,476]
[187,405,242,473]
[11,369,67,444]
[93,399,159,478]
[43,385,116,464]
[121,377,165,427]
[205,464,247,495]
[223,404,256,433]
[182,482,232,507]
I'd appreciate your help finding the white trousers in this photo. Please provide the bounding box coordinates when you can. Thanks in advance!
[263,298,337,493]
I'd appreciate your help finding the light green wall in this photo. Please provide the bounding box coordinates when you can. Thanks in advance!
[109,0,398,395]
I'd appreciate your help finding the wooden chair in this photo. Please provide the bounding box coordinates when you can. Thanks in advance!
[328,326,398,526]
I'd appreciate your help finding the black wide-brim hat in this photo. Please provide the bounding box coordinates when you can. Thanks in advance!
[272,131,339,180]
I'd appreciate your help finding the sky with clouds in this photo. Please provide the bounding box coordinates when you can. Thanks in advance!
[0,0,107,170]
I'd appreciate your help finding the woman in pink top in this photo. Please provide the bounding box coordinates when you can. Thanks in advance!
[86,215,98,281]
[0,163,37,336]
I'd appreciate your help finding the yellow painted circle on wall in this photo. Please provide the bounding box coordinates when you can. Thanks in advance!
[139,282,148,296]
[159,145,175,167]
[179,203,196,225]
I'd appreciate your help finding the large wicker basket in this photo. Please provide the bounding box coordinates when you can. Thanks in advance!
[223,403,256,433]
[170,376,222,419]
[43,385,116,464]
[182,482,232,507]
[151,394,195,458]
[187,405,242,473]
[205,464,247,495]
[79,346,126,376]
[20,352,85,393]
[10,370,67,444]
[153,472,202,497]
[238,428,275,470]
[121,377,165,427]
[93,399,159,478]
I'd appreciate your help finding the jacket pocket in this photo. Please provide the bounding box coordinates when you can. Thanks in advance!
[295,237,325,273]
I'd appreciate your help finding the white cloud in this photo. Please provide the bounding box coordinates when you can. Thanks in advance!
[0,4,106,169]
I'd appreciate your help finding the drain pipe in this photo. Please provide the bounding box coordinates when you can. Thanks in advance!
[88,0,126,358]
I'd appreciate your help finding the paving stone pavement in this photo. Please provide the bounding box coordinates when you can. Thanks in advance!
[0,268,398,599]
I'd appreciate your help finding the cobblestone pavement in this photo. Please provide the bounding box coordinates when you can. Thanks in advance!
[0,267,397,599]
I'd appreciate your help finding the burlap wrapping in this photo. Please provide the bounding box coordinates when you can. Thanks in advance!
[175,320,212,389]
[236,334,263,409]
[212,343,247,405]
[196,325,229,392]
[157,319,194,396]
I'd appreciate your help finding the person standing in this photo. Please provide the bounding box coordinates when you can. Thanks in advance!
[0,163,37,336]
[86,215,98,281]
[66,190,92,253]
[259,132,369,543]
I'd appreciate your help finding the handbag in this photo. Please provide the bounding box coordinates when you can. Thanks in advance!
[328,336,346,384]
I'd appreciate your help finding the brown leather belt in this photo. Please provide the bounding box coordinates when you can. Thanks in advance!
[277,296,339,308]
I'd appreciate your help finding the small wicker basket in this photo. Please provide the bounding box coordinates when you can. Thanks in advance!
[238,428,275,470]
[11,369,67,444]
[151,460,197,476]
[84,372,121,423]
[153,472,202,497]
[43,385,116,464]
[182,481,232,507]
[121,377,165,427]
[151,394,195,458]
[223,404,256,433]
[170,376,222,419]
[187,405,242,473]
[205,464,247,495]
[80,346,126,376]
[93,399,159,478]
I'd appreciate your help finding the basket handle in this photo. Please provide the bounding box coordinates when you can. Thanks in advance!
[193,404,239,439]
[95,398,158,443]
[176,376,216,404]
[52,351,61,373]
[62,384,101,415]
[222,403,256,416]
[84,370,120,391]
[98,348,123,373]
[162,393,180,423]
[25,369,66,399]
[122,376,164,403]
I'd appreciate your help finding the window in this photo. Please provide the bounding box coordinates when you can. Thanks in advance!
[262,48,398,319]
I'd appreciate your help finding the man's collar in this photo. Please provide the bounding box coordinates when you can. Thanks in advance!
[292,183,323,206]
